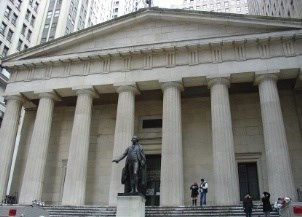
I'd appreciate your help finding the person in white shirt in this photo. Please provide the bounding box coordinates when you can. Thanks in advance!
[199,178,208,206]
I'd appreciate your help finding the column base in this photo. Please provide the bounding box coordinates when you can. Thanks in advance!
[116,193,145,217]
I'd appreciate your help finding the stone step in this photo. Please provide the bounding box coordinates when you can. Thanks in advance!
[44,205,279,217]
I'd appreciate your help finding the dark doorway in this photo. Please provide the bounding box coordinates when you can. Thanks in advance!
[238,162,260,201]
[145,155,161,206]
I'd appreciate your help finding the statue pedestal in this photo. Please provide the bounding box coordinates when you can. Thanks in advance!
[116,193,145,217]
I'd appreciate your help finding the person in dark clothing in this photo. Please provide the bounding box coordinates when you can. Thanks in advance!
[243,193,253,217]
[262,191,272,217]
[190,182,199,206]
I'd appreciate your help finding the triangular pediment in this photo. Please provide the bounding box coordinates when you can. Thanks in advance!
[2,8,302,65]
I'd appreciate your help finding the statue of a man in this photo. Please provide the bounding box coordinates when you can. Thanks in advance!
[112,136,146,194]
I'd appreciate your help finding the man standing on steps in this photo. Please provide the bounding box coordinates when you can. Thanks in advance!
[200,178,208,206]
[112,136,146,194]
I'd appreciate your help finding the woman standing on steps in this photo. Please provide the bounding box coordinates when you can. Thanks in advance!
[243,193,253,217]
[190,182,199,206]
[262,191,272,217]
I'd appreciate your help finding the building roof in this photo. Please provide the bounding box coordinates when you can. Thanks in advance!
[2,7,302,68]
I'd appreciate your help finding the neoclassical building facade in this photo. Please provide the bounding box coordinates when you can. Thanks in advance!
[0,8,302,206]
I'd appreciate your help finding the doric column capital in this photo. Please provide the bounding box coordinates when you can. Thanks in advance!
[207,77,230,89]
[75,88,99,98]
[5,94,27,104]
[35,91,61,101]
[115,84,140,95]
[255,73,278,85]
[160,81,184,92]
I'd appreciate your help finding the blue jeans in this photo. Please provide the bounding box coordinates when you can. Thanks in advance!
[200,192,207,206]
[245,212,252,217]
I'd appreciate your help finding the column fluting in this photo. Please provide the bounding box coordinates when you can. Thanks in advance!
[19,92,59,204]
[160,81,184,206]
[0,95,25,200]
[256,74,296,201]
[61,89,97,205]
[208,78,239,205]
[108,85,138,206]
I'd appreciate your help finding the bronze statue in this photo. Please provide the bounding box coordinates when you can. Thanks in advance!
[112,136,147,194]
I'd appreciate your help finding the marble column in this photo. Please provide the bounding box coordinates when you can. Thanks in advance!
[62,88,98,205]
[19,92,59,204]
[0,95,25,200]
[256,74,296,201]
[160,81,184,206]
[108,85,139,206]
[208,78,239,205]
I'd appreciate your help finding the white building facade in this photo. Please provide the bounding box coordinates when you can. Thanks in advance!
[248,0,302,18]
[173,0,249,14]
[0,8,302,207]
[39,0,109,43]
[0,0,47,57]
[110,0,151,19]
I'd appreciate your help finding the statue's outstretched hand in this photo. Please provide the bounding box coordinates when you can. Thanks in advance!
[112,159,119,163]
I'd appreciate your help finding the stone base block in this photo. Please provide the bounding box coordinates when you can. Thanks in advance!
[116,193,145,217]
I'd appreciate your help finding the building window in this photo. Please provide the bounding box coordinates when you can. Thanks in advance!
[237,7,241,12]
[203,4,207,9]
[25,10,31,20]
[34,2,39,12]
[47,11,52,19]
[6,29,13,41]
[140,116,162,132]
[142,119,162,129]
[225,8,229,12]
[27,30,32,41]
[0,23,7,35]
[11,14,18,25]
[54,10,60,17]
[4,7,12,18]
[2,46,9,57]
[224,1,229,7]
[29,0,33,6]
[16,0,22,10]
[41,37,47,43]
[24,44,28,50]
[30,16,36,26]
[236,0,240,5]
[21,24,27,35]
[17,39,23,51]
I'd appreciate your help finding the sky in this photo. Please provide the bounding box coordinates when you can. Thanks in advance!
[152,0,183,8]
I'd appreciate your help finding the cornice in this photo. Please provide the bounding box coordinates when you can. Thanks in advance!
[2,30,302,70]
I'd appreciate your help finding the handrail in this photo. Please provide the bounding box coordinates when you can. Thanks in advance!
[297,188,302,202]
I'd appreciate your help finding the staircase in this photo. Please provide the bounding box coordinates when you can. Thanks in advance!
[45,205,280,217]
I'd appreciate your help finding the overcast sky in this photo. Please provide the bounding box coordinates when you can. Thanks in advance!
[152,0,183,8]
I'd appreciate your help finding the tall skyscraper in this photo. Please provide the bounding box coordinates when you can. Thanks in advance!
[110,0,152,19]
[0,0,47,58]
[0,0,47,118]
[172,0,249,14]
[248,0,302,18]
[39,0,110,43]
[0,70,8,128]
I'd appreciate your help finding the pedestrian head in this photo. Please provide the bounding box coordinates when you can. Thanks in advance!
[201,178,204,182]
